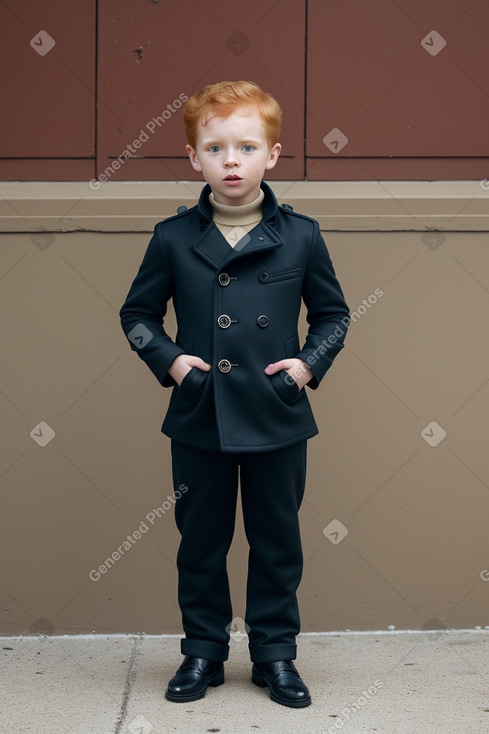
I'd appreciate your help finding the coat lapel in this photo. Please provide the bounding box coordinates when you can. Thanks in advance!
[221,220,283,267]
[192,182,283,270]
[193,222,234,269]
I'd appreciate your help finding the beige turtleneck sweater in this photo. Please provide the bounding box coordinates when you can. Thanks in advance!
[209,189,264,247]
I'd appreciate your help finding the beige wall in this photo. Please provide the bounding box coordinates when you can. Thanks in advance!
[1,185,488,635]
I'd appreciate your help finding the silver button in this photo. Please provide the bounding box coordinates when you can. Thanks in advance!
[257,314,269,328]
[218,314,232,329]
[218,359,232,373]
[218,273,230,286]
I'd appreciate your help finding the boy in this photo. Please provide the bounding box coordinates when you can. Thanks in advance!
[119,81,349,708]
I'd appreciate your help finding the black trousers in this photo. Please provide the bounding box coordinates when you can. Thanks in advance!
[170,439,307,664]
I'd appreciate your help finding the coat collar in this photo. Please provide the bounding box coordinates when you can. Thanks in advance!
[197,180,279,227]
[193,181,283,269]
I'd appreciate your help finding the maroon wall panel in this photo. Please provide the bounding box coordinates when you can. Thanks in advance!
[96,0,305,181]
[306,0,489,179]
[1,1,487,182]
[0,0,96,180]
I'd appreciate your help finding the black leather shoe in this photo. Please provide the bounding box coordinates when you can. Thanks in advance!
[252,660,311,708]
[165,656,225,702]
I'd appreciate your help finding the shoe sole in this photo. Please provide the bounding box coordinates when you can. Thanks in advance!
[165,669,225,703]
[252,671,312,708]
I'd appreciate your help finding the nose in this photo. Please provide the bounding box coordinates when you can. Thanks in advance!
[223,149,239,167]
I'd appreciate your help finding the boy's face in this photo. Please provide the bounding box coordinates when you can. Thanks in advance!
[186,107,281,206]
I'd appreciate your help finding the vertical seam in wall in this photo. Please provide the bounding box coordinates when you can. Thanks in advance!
[94,0,100,180]
[94,0,98,165]
[114,635,143,734]
[303,0,308,180]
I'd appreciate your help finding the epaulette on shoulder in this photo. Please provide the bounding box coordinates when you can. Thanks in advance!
[278,203,317,225]
[156,203,196,228]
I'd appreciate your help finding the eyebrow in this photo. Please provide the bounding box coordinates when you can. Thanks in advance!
[201,138,262,146]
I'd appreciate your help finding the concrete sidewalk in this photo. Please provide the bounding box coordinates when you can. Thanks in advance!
[1,630,488,733]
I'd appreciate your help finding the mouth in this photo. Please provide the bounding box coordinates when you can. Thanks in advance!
[224,174,242,181]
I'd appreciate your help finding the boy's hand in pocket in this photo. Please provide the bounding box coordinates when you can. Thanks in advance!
[169,354,211,386]
[264,359,313,390]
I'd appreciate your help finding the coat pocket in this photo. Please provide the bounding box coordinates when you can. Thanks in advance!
[259,268,301,284]
[177,367,208,403]
[269,369,302,406]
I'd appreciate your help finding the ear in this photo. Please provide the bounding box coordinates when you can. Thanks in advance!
[265,142,281,171]
[186,144,202,172]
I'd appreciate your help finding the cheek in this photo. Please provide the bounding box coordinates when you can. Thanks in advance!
[204,160,220,176]
[256,155,271,170]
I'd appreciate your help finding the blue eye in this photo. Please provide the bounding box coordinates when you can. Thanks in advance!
[243,145,255,152]
[209,145,220,153]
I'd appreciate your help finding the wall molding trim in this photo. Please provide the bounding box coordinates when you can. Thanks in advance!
[0,180,487,232]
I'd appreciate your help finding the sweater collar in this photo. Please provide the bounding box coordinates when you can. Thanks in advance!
[209,188,264,226]
[197,180,279,226]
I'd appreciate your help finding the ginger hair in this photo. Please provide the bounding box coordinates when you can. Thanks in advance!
[183,81,282,150]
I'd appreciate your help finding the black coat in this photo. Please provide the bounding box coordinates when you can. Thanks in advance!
[119,181,349,452]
